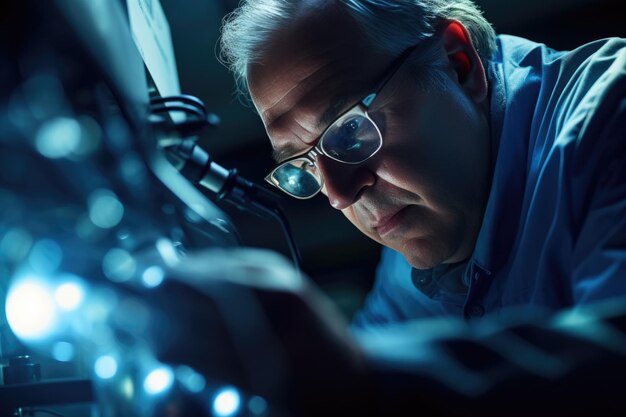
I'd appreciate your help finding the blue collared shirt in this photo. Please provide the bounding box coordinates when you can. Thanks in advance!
[353,35,626,329]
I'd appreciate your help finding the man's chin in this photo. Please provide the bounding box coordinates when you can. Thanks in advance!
[397,237,453,270]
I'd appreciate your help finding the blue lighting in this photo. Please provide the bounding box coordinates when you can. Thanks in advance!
[248,396,267,415]
[55,281,84,310]
[94,355,118,379]
[6,278,57,341]
[35,117,82,159]
[144,366,174,395]
[142,266,165,288]
[175,365,206,393]
[28,239,62,274]
[213,387,241,417]
[52,341,75,362]
[88,189,124,229]
[102,248,136,282]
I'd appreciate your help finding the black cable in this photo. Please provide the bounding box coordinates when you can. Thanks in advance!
[213,165,302,274]
[150,103,205,120]
[150,94,207,116]
[265,205,302,273]
[152,96,302,273]
[229,198,302,274]
[163,140,302,274]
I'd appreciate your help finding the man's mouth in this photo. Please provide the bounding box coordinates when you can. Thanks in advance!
[373,207,408,237]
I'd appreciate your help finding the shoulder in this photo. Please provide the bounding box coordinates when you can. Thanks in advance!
[494,35,626,157]
[494,34,564,69]
[562,40,626,177]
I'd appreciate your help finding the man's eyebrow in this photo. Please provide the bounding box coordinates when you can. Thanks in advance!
[318,96,352,129]
[272,144,301,163]
[270,92,362,163]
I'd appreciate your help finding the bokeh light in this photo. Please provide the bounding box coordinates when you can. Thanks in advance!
[35,117,82,159]
[94,355,118,379]
[248,396,267,415]
[6,278,57,341]
[102,248,136,282]
[55,281,84,310]
[88,189,124,229]
[52,341,75,362]
[0,228,33,263]
[142,266,164,288]
[213,387,241,417]
[175,365,206,393]
[28,239,63,274]
[143,367,174,395]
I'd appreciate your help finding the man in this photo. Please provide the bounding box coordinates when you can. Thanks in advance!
[218,0,626,414]
[221,0,626,325]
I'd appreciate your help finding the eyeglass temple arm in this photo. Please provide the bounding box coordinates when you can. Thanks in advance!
[360,45,417,108]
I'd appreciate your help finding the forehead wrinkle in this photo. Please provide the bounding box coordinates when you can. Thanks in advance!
[260,57,342,125]
[265,66,359,160]
[269,115,318,163]
[269,83,370,164]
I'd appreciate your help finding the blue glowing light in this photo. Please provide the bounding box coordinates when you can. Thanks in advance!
[213,387,241,417]
[175,365,206,393]
[28,239,63,274]
[156,238,179,266]
[52,341,75,362]
[88,189,124,229]
[6,278,57,341]
[102,248,136,282]
[248,396,268,415]
[35,117,82,159]
[142,266,164,288]
[94,355,118,379]
[144,367,174,395]
[0,227,33,263]
[54,282,84,310]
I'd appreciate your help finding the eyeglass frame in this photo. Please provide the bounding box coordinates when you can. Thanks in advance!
[264,45,418,199]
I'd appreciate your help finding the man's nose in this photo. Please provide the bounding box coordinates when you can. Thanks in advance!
[316,156,375,210]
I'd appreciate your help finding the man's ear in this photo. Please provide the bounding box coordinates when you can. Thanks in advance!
[442,21,488,103]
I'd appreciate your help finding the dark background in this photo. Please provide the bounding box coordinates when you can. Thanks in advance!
[159,0,625,318]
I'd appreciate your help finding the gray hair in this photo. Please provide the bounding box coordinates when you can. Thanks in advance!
[220,0,496,98]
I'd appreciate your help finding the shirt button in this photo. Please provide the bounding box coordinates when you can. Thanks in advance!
[418,276,431,285]
[412,274,432,288]
[473,271,481,281]
[468,304,485,318]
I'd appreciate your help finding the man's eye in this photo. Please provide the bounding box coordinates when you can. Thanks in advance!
[321,114,377,161]
[336,119,362,149]
[342,119,359,133]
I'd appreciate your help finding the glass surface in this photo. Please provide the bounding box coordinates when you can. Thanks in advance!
[271,159,322,198]
[320,109,382,163]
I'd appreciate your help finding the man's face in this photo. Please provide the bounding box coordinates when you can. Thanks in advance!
[248,8,492,269]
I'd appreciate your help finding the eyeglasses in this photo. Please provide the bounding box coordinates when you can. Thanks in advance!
[264,46,417,199]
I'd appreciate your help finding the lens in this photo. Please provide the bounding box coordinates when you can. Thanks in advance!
[270,159,322,198]
[320,111,381,163]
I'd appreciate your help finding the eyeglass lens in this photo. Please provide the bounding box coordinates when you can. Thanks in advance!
[270,112,381,198]
[271,159,322,198]
[320,111,381,163]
